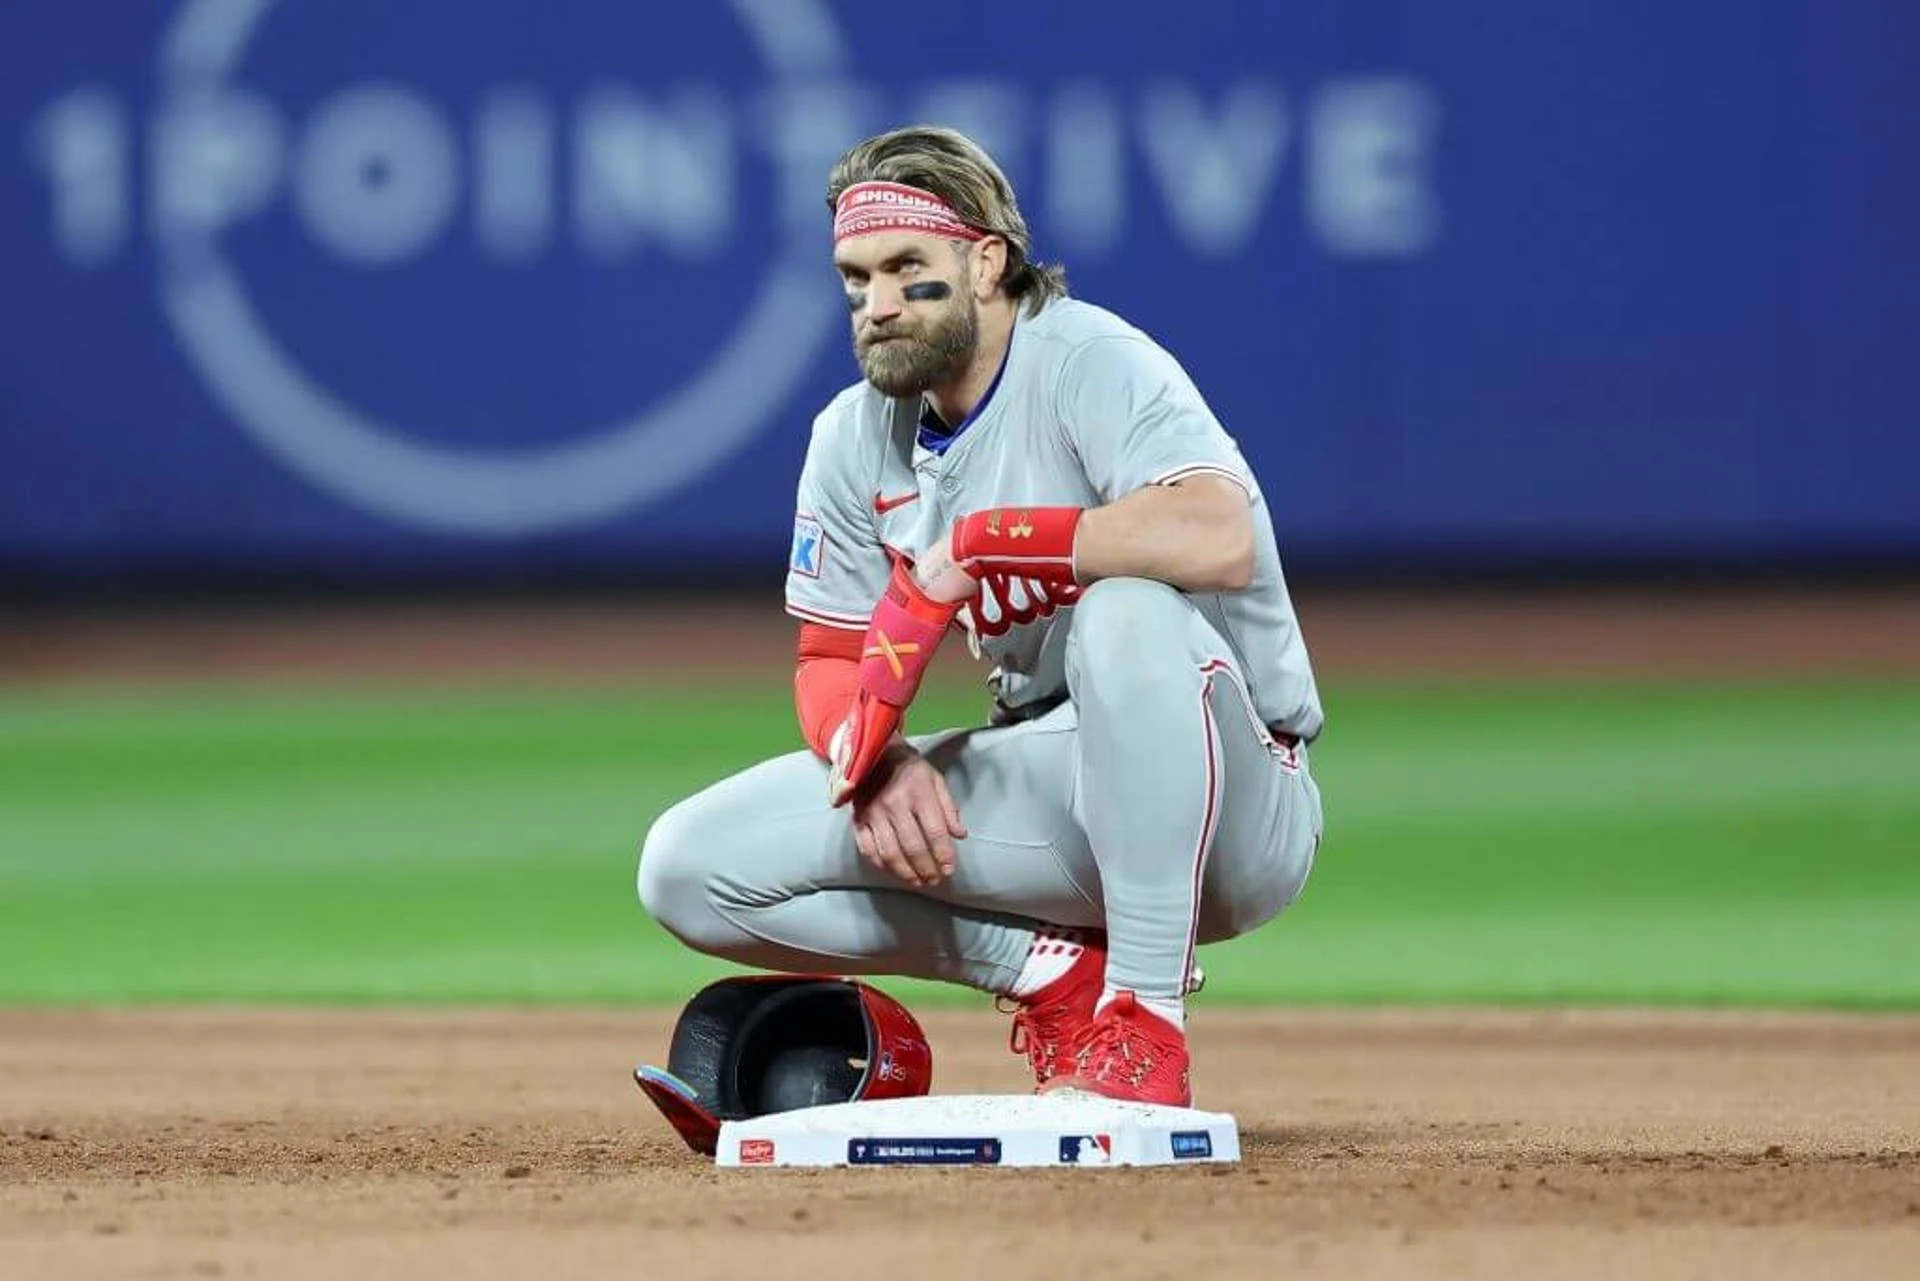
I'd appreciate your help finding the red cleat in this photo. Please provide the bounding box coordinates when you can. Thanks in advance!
[1003,930,1106,1090]
[1043,990,1193,1107]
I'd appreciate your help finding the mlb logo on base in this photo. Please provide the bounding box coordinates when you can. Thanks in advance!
[1059,1134,1114,1165]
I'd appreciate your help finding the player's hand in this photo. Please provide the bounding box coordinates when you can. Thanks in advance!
[850,741,968,887]
[912,528,984,605]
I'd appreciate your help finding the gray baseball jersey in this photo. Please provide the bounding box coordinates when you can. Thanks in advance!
[635,295,1326,1018]
[785,297,1323,741]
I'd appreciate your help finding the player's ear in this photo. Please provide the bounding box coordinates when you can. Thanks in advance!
[970,236,1007,301]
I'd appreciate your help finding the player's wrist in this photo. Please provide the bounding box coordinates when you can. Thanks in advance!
[951,507,1082,585]
[887,556,964,622]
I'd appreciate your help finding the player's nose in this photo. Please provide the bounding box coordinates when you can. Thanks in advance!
[864,279,904,322]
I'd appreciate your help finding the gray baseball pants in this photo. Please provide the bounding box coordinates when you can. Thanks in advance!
[636,577,1322,1000]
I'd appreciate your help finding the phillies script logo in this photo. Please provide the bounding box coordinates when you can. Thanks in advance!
[959,573,1082,645]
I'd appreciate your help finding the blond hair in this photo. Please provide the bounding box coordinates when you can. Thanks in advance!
[827,125,1069,315]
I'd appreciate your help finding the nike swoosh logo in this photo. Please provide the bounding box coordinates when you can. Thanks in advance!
[873,491,920,514]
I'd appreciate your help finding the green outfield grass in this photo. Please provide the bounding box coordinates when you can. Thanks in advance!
[2,677,1916,1008]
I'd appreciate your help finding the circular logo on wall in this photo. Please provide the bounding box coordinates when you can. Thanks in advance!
[155,0,847,537]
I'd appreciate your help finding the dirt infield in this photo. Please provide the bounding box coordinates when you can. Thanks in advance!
[3,1008,1916,1280]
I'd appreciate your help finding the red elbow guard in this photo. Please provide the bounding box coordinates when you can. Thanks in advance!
[795,623,863,760]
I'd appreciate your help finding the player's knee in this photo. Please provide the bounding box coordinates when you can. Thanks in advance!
[1067,576,1189,694]
[635,795,721,947]
[1193,886,1292,946]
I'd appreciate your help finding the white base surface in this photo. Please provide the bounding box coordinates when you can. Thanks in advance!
[716,1093,1239,1169]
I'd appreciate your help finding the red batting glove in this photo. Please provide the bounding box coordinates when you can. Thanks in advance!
[826,559,961,805]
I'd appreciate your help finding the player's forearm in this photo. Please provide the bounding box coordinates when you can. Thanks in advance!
[795,623,864,758]
[1073,478,1255,593]
[926,477,1254,604]
[795,657,858,759]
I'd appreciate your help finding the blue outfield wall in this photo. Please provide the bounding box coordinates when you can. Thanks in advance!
[1,0,1915,582]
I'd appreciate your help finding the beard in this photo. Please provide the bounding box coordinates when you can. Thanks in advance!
[855,296,979,399]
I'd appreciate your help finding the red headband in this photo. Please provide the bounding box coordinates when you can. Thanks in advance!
[832,181,987,245]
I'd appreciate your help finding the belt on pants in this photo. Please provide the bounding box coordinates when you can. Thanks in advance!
[1267,725,1303,749]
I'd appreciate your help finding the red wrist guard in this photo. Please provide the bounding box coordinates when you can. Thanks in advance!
[826,560,961,805]
[859,559,960,704]
[951,507,1082,585]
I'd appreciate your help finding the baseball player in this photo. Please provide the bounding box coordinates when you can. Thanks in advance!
[638,125,1324,1107]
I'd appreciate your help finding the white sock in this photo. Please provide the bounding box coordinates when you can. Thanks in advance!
[1006,928,1094,999]
[1099,987,1185,1030]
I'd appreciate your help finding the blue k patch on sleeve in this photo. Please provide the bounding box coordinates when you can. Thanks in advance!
[789,514,825,579]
